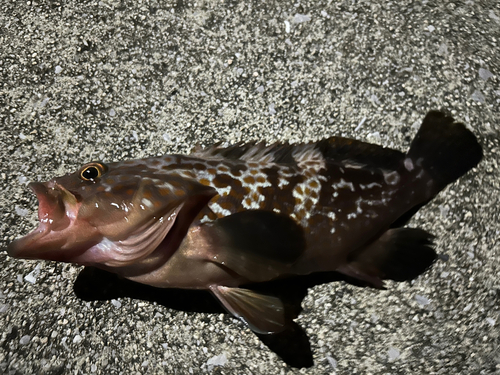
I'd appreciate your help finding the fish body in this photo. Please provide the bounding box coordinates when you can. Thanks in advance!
[7,111,482,333]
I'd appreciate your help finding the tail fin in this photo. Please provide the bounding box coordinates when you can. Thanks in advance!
[407,110,483,191]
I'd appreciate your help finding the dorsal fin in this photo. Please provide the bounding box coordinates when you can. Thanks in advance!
[191,141,259,160]
[191,141,297,163]
[317,137,405,171]
[191,136,405,170]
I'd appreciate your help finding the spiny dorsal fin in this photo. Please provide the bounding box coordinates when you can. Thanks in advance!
[191,137,405,170]
[191,141,261,160]
[191,141,296,163]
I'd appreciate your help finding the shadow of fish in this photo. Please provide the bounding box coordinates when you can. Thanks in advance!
[7,111,482,334]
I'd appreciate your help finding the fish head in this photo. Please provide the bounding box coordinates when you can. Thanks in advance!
[7,160,216,268]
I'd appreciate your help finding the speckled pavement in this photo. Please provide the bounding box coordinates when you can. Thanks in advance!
[1,1,499,374]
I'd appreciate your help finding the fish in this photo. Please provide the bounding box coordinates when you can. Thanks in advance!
[7,110,482,334]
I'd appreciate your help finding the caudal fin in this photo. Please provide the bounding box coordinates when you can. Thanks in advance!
[407,110,483,191]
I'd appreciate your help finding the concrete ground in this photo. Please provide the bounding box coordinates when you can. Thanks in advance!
[1,0,499,374]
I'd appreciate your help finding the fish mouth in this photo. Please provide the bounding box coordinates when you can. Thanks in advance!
[7,181,80,259]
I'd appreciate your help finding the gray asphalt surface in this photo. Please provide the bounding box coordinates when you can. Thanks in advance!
[1,1,499,374]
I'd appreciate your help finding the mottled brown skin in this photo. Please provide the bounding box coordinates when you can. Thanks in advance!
[7,111,482,334]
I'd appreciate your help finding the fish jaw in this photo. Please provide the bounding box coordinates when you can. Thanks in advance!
[7,181,100,262]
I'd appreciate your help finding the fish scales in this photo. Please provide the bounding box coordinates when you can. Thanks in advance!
[142,151,425,266]
[136,152,401,231]
[7,111,483,337]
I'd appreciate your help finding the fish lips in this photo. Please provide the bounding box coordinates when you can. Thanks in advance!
[7,181,81,260]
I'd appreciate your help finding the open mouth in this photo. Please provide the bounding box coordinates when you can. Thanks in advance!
[7,182,73,259]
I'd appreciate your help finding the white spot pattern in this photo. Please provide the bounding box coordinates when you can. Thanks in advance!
[216,186,232,197]
[327,212,337,221]
[292,168,323,226]
[199,215,212,224]
[241,165,272,210]
[277,166,294,189]
[208,202,232,217]
[167,157,279,216]
[383,171,400,185]
[333,178,355,192]
[360,182,383,190]
[404,157,414,171]
[343,161,366,169]
[354,197,364,215]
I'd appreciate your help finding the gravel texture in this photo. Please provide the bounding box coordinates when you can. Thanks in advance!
[1,0,499,374]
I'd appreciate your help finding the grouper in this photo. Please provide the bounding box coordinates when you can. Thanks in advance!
[7,111,483,334]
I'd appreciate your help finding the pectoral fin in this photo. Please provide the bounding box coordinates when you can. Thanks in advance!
[209,285,288,334]
[201,210,306,282]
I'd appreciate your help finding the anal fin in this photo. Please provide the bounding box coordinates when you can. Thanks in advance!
[339,228,437,288]
[209,285,288,334]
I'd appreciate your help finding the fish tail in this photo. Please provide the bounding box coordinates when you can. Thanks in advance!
[338,228,437,288]
[406,110,483,192]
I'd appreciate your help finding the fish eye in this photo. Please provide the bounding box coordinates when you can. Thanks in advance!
[79,162,107,181]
